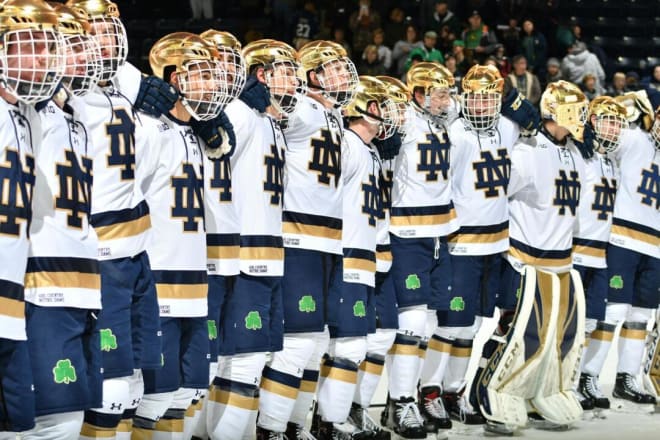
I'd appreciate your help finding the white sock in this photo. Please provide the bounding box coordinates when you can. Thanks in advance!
[444,338,473,392]
[618,322,648,375]
[420,334,452,388]
[582,322,616,376]
[387,333,421,399]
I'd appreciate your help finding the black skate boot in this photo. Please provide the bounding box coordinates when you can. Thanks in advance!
[443,390,486,425]
[348,402,390,439]
[385,396,426,439]
[613,372,657,404]
[418,386,452,432]
[316,418,371,440]
[256,426,286,440]
[286,422,317,440]
[580,373,610,409]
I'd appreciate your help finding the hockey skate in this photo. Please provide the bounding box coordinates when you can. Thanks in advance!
[612,372,657,414]
[418,386,451,433]
[577,373,609,419]
[286,422,317,440]
[443,390,485,425]
[384,396,426,439]
[256,426,287,440]
[526,412,570,431]
[347,402,390,440]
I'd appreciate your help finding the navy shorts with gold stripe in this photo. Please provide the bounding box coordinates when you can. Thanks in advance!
[26,304,102,416]
[574,264,608,321]
[438,253,502,327]
[220,273,282,354]
[0,338,35,431]
[281,247,342,333]
[329,281,373,338]
[389,235,452,310]
[97,251,162,378]
[374,271,398,330]
[208,275,233,358]
[143,316,210,393]
[606,244,660,309]
[497,259,522,311]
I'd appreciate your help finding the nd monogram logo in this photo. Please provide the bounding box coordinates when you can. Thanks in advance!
[106,108,136,180]
[637,163,659,209]
[263,144,284,206]
[592,176,617,220]
[171,163,204,232]
[309,128,341,187]
[417,132,450,182]
[56,150,93,228]
[0,149,34,236]
[554,170,581,216]
[209,156,231,203]
[361,173,380,227]
[473,148,510,198]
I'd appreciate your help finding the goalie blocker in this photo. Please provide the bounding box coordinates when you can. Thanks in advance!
[475,265,586,428]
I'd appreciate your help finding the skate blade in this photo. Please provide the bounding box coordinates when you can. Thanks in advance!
[611,398,655,414]
[433,430,449,440]
[526,417,571,431]
[450,425,487,437]
[483,422,516,437]
[582,408,609,420]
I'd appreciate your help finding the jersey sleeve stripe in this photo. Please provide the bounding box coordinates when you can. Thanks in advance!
[0,296,24,319]
[282,211,342,230]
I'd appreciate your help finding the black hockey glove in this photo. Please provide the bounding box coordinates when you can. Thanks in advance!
[190,110,236,159]
[573,123,597,160]
[373,133,402,161]
[239,75,271,113]
[501,87,540,137]
[134,75,178,117]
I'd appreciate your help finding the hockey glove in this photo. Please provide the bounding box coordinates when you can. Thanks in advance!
[134,75,178,117]
[573,123,597,160]
[373,133,402,161]
[501,87,540,137]
[239,75,271,113]
[190,110,236,159]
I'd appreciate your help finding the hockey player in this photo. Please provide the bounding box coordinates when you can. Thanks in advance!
[205,38,302,440]
[475,81,588,433]
[0,0,64,436]
[570,96,628,412]
[20,4,104,439]
[255,40,358,440]
[312,76,400,439]
[346,76,410,439]
[580,92,659,410]
[381,62,458,439]
[131,32,227,439]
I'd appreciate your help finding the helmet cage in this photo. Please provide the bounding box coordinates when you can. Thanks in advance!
[61,33,102,96]
[593,113,628,154]
[88,15,127,82]
[315,56,358,107]
[176,59,227,121]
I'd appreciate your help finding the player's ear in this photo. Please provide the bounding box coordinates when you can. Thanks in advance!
[255,66,267,84]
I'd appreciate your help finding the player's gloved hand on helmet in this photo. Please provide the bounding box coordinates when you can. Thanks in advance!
[190,110,236,159]
[573,123,597,160]
[373,132,402,161]
[239,75,271,113]
[501,87,540,137]
[134,75,179,117]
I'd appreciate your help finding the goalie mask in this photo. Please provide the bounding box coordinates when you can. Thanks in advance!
[406,62,456,124]
[540,80,588,141]
[51,2,102,96]
[200,29,246,108]
[0,0,64,104]
[652,107,660,150]
[344,75,400,139]
[614,90,654,132]
[461,64,504,131]
[588,96,629,154]
[376,75,412,137]
[298,40,358,107]
[66,0,127,82]
[242,39,306,116]
[149,32,226,121]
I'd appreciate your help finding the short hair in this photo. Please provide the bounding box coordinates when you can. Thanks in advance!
[512,55,527,64]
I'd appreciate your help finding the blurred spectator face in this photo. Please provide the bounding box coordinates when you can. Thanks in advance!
[390,8,404,23]
[547,63,559,76]
[522,20,534,34]
[485,57,497,67]
[373,30,384,46]
[572,24,582,39]
[583,75,596,91]
[653,65,660,81]
[508,18,518,29]
[612,73,625,90]
[445,56,456,71]
[406,25,417,42]
[435,2,448,15]
[513,57,527,75]
[334,28,346,43]
[365,46,378,63]
[424,35,437,49]
[468,14,482,30]
[453,44,464,56]
[495,45,505,58]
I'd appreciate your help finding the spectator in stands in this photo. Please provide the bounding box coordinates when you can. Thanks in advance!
[452,39,471,75]
[332,27,352,58]
[501,18,520,58]
[370,28,392,71]
[461,10,499,64]
[430,1,461,38]
[607,72,629,97]
[393,24,423,77]
[406,30,444,70]
[542,57,562,89]
[349,0,381,56]
[189,0,213,20]
[555,18,576,56]
[561,41,605,91]
[360,44,387,75]
[444,54,464,83]
[581,73,602,100]
[292,0,320,49]
[519,18,547,76]
[625,71,641,91]
[437,24,455,57]
[641,64,660,93]
[493,44,511,77]
[504,54,542,105]
[383,7,407,47]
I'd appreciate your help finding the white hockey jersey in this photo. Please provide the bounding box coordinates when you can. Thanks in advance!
[0,99,38,340]
[448,117,519,255]
[282,96,343,254]
[25,98,100,310]
[342,129,381,287]
[376,158,394,273]
[227,100,285,277]
[390,109,458,238]
[506,131,585,273]
[78,84,151,261]
[573,153,618,268]
[608,127,659,258]
[204,103,240,276]
[140,113,207,318]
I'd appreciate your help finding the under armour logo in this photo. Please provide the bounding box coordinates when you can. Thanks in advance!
[110,402,122,411]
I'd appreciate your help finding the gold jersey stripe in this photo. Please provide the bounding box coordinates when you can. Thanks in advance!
[156,283,207,299]
[448,229,508,244]
[24,271,100,290]
[509,247,572,268]
[343,257,376,272]
[572,244,606,258]
[282,221,342,240]
[240,247,284,261]
[611,224,660,246]
[154,418,183,433]
[299,379,317,393]
[389,209,457,227]
[387,343,419,356]
[94,214,151,241]
[207,245,240,259]
[376,251,393,261]
[0,297,25,319]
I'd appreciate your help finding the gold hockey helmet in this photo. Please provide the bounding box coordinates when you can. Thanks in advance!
[614,90,654,131]
[345,75,400,139]
[588,96,629,154]
[200,29,246,105]
[376,75,413,135]
[540,80,588,141]
[460,64,504,131]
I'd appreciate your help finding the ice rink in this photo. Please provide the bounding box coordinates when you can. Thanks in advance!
[366,316,659,439]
